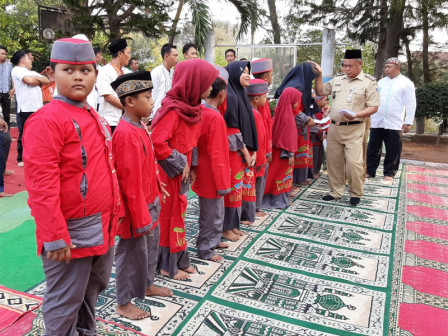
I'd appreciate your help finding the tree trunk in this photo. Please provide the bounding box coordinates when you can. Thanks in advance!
[403,38,414,81]
[422,0,431,84]
[267,0,281,44]
[384,0,405,59]
[416,0,431,135]
[168,0,184,44]
[416,117,425,134]
[374,0,388,79]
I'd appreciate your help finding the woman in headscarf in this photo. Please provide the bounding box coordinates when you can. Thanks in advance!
[262,87,303,209]
[275,62,318,188]
[151,59,218,280]
[222,60,258,242]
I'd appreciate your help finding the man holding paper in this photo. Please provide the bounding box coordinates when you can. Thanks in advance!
[311,49,380,206]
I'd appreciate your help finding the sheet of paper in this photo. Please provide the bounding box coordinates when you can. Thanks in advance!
[339,109,356,117]
[313,116,330,124]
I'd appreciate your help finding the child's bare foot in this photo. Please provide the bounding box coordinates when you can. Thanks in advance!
[161,269,190,280]
[232,228,245,236]
[145,285,173,297]
[210,254,224,262]
[182,265,196,274]
[222,230,240,241]
[217,242,229,248]
[116,302,150,320]
[298,181,310,186]
[240,220,254,225]
[256,211,267,217]
[0,192,12,197]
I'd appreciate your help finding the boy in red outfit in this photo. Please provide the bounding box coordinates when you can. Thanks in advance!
[111,71,172,320]
[241,79,268,224]
[191,66,231,262]
[23,38,121,336]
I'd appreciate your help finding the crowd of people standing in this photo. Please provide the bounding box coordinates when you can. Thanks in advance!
[0,36,416,335]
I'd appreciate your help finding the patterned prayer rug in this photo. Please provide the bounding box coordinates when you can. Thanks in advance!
[15,161,443,335]
[391,164,448,336]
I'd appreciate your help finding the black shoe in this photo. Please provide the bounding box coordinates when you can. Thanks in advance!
[349,197,360,206]
[322,195,335,201]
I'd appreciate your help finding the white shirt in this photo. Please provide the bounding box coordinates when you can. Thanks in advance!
[11,66,44,113]
[371,74,416,130]
[96,63,130,126]
[151,64,173,119]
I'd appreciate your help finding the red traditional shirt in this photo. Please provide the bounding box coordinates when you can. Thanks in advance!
[23,96,121,259]
[192,104,231,198]
[113,118,161,239]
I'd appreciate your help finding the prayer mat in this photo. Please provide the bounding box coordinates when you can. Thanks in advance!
[393,164,448,336]
[0,285,40,335]
[13,160,445,335]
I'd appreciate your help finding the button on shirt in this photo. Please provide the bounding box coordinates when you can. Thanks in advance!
[371,74,416,130]
[151,64,173,119]
[0,62,12,93]
[322,71,380,122]
[11,66,44,112]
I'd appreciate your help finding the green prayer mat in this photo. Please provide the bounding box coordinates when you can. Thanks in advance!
[2,164,406,335]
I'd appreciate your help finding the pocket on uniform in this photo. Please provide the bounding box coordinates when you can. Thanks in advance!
[148,196,161,224]
[67,212,104,248]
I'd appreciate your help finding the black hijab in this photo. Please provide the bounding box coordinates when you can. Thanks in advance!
[274,62,318,116]
[224,61,258,151]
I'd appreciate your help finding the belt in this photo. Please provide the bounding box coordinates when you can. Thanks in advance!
[331,120,364,126]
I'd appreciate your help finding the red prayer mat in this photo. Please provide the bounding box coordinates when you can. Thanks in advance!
[396,165,448,335]
[0,285,41,334]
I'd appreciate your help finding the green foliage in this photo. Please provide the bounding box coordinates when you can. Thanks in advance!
[0,0,62,72]
[187,0,212,53]
[62,0,171,41]
[415,82,448,123]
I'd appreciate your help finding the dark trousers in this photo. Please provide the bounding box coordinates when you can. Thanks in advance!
[0,93,11,128]
[17,112,33,163]
[41,248,113,336]
[0,130,12,192]
[366,128,402,178]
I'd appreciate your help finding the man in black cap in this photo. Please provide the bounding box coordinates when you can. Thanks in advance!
[11,49,49,166]
[97,38,131,133]
[312,50,380,206]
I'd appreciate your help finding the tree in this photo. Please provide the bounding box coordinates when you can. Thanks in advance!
[287,0,406,79]
[61,0,171,41]
[0,0,62,71]
[167,0,260,54]
[415,82,448,143]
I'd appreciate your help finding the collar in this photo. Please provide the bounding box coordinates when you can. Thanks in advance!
[53,95,87,108]
[203,103,220,113]
[343,70,365,81]
[122,116,144,129]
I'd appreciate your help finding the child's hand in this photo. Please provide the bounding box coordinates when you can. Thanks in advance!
[47,243,76,263]
[160,182,170,203]
[288,157,294,166]
[267,155,272,163]
[189,167,196,184]
[251,153,257,167]
[323,109,330,118]
[182,164,190,183]
[243,152,252,167]
[307,117,316,127]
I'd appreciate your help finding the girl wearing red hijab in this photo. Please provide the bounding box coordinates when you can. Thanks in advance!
[151,59,218,280]
[262,87,303,209]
